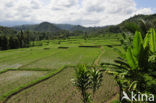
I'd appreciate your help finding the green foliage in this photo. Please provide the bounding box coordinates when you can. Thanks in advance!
[73,65,92,103]
[132,31,143,57]
[102,28,156,101]
[0,30,30,50]
[123,22,141,33]
[73,65,103,103]
[120,14,156,35]
[126,47,137,70]
[0,36,9,50]
[0,26,17,35]
[119,33,133,52]
[74,65,91,91]
[89,67,103,97]
[147,28,156,53]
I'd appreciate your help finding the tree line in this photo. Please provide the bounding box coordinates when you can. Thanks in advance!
[0,30,71,50]
[0,30,29,50]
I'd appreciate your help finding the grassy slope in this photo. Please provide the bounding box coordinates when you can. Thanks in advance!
[7,68,118,103]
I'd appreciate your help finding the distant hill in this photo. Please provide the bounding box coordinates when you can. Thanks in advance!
[13,22,61,32]
[12,22,89,32]
[119,14,156,29]
[94,14,156,34]
[0,26,17,35]
[2,13,156,35]
[55,24,77,31]
[121,14,156,24]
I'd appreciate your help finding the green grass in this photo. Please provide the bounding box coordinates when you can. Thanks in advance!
[99,46,119,64]
[0,47,58,70]
[20,47,100,70]
[7,67,118,103]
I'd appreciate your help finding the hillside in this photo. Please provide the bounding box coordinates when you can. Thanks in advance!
[121,14,156,24]
[55,24,82,31]
[0,26,17,35]
[3,13,156,35]
[13,22,61,33]
[118,14,156,33]
[90,14,156,34]
[12,22,89,32]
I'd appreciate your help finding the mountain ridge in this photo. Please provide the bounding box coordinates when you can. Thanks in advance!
[0,13,156,34]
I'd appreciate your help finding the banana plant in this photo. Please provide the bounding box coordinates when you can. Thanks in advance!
[144,28,156,53]
[102,28,156,101]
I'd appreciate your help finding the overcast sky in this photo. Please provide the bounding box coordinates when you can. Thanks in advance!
[0,0,155,27]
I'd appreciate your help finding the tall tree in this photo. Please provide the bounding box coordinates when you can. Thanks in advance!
[1,36,9,50]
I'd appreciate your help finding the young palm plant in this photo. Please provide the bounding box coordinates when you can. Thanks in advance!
[72,65,92,103]
[89,67,103,98]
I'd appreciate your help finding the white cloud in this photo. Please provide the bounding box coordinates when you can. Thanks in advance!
[152,8,156,13]
[135,8,152,15]
[0,0,153,26]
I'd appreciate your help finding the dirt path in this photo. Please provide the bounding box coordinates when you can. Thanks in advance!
[94,47,104,65]
[94,47,120,103]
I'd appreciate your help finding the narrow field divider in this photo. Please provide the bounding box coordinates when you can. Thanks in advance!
[0,66,68,103]
[0,69,10,75]
[0,68,51,75]
[94,47,104,66]
[79,45,101,48]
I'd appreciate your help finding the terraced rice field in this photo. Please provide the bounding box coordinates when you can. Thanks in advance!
[0,71,47,97]
[21,47,100,69]
[0,38,120,103]
[7,68,118,103]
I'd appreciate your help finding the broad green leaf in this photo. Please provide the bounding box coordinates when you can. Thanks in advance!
[106,71,118,75]
[113,48,126,59]
[133,31,143,59]
[149,28,156,53]
[143,32,150,48]
[126,47,137,69]
[128,81,137,91]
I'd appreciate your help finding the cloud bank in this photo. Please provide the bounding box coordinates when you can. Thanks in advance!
[0,0,153,26]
